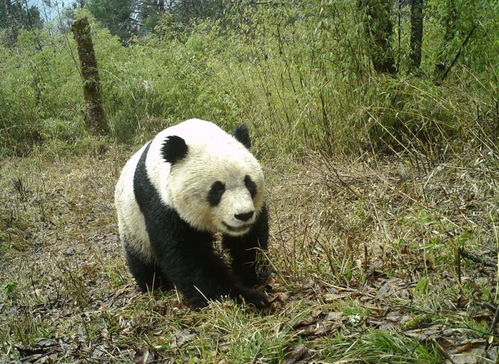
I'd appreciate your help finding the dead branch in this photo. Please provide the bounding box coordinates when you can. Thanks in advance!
[458,247,496,268]
[439,25,477,83]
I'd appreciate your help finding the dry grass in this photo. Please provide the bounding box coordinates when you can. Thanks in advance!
[0,145,497,362]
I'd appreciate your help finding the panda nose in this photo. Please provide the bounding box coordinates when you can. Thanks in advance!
[234,211,254,222]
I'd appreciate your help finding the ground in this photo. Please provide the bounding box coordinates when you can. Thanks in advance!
[0,145,497,363]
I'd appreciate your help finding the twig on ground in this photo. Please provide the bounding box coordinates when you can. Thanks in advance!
[433,338,457,364]
[458,247,497,268]
[486,304,499,348]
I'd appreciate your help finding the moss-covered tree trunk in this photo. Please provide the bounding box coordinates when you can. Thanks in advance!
[71,17,107,133]
[409,0,424,71]
[359,0,397,75]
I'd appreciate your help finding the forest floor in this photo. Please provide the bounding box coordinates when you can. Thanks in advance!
[0,144,497,363]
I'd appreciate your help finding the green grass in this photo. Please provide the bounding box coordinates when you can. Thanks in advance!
[318,330,442,363]
[1,2,497,158]
[0,143,497,362]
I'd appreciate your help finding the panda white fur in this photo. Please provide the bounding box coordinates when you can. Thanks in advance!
[115,119,269,308]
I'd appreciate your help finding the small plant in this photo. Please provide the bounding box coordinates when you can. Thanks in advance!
[3,282,18,300]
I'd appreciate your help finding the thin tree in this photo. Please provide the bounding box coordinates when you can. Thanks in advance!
[71,17,107,134]
[358,0,397,75]
[409,0,423,71]
[434,0,456,80]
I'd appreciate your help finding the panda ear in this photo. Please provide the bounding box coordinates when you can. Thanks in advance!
[232,123,251,149]
[161,135,188,164]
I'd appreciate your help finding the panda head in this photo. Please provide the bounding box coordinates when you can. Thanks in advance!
[160,123,264,237]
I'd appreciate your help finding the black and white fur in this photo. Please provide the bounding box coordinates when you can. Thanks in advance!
[115,119,269,308]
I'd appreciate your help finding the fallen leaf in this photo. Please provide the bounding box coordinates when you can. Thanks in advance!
[283,344,310,364]
[446,346,487,364]
[172,330,196,348]
[377,277,413,300]
[90,345,108,360]
[15,338,60,358]
[404,324,446,341]
[324,311,344,322]
[270,291,290,303]
[134,348,158,364]
[324,293,349,302]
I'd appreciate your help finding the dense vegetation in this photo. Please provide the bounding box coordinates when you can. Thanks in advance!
[1,0,497,157]
[1,0,497,362]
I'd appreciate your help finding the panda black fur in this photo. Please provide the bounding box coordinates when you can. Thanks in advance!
[115,119,269,308]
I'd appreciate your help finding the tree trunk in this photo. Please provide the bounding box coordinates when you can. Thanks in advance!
[434,0,457,81]
[71,17,107,133]
[359,0,397,75]
[409,0,423,71]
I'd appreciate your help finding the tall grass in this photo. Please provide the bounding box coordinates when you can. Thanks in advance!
[0,1,497,157]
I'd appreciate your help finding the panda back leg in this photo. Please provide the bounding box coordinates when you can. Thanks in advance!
[124,245,172,292]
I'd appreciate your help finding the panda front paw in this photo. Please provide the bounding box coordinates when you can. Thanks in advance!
[234,264,271,289]
[256,266,271,286]
[238,289,269,309]
[185,288,268,310]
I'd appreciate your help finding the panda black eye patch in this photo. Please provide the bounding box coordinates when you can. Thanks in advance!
[207,181,225,206]
[244,175,257,198]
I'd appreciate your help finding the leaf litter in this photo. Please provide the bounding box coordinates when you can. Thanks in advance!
[0,148,497,362]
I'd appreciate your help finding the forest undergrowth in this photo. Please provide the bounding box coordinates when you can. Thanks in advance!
[0,142,497,362]
[0,0,498,362]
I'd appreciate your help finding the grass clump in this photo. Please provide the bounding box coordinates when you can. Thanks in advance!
[319,330,441,363]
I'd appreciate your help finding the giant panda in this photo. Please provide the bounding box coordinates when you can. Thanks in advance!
[114,119,269,309]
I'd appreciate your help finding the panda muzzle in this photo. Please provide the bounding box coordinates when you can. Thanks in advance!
[223,222,252,233]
